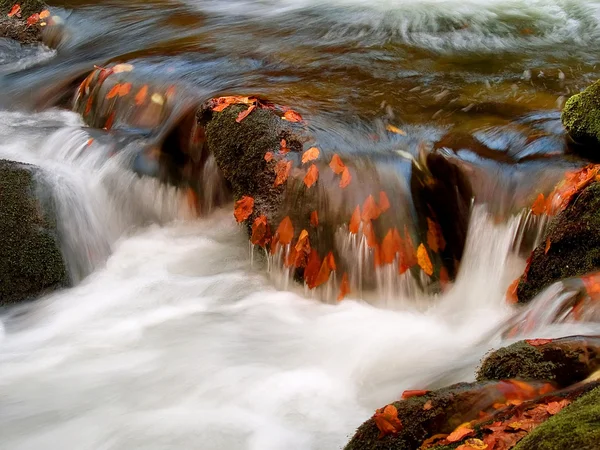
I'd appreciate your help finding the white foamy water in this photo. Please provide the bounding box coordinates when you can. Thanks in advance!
[0,109,597,450]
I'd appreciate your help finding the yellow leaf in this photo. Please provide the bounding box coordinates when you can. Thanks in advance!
[386,124,407,136]
[417,243,433,276]
[151,93,164,105]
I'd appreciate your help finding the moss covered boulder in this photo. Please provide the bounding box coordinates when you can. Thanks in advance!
[562,80,600,154]
[517,181,600,303]
[0,160,68,306]
[477,336,600,388]
[0,0,47,44]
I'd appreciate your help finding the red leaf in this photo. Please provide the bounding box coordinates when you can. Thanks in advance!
[525,338,553,347]
[104,111,115,130]
[373,404,403,439]
[401,389,430,399]
[279,139,289,155]
[234,196,254,222]
[310,210,319,227]
[340,167,351,188]
[302,147,319,164]
[446,425,474,443]
[325,251,336,271]
[304,249,321,288]
[546,399,570,415]
[379,191,391,213]
[294,229,311,268]
[26,12,39,26]
[264,151,274,162]
[362,195,381,222]
[304,164,319,188]
[544,238,551,255]
[283,110,303,122]
[135,85,148,105]
[251,215,270,246]
[506,277,520,304]
[337,272,350,301]
[363,220,378,248]
[276,216,294,245]
[106,84,121,99]
[314,258,332,288]
[329,154,346,175]
[532,193,546,215]
[381,229,400,265]
[118,82,132,97]
[274,160,292,187]
[349,206,361,234]
[236,104,256,123]
[7,4,21,17]
[85,94,94,116]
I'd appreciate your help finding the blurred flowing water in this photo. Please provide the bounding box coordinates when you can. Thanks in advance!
[1,1,600,449]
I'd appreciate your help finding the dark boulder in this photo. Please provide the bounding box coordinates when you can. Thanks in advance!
[0,160,68,306]
[562,80,600,155]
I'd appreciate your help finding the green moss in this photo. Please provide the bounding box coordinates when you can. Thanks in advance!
[513,387,600,450]
[0,160,68,306]
[0,0,46,17]
[562,81,600,145]
[518,182,600,302]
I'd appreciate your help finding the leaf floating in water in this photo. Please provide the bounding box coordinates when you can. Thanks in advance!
[349,206,361,234]
[385,124,407,135]
[86,138,94,147]
[236,104,256,123]
[7,4,21,17]
[329,154,346,175]
[264,152,274,162]
[338,272,350,301]
[276,216,294,245]
[340,167,351,188]
[304,164,319,188]
[251,215,270,246]
[417,243,433,276]
[26,13,39,26]
[531,193,546,215]
[135,85,148,105]
[282,109,303,122]
[233,195,254,223]
[310,210,318,227]
[274,160,292,187]
[302,147,320,164]
[112,63,134,74]
[118,82,132,97]
[363,220,378,248]
[106,84,121,99]
[373,404,403,439]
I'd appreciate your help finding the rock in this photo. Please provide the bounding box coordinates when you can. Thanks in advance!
[0,160,68,306]
[562,80,600,153]
[517,181,600,303]
[477,336,600,388]
[0,0,48,45]
[513,386,600,450]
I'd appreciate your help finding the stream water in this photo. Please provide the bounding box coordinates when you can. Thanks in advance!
[2,1,600,449]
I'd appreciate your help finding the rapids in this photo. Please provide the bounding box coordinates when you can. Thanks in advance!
[2,0,600,449]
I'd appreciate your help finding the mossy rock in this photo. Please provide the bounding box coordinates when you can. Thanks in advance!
[0,160,68,306]
[513,386,600,450]
[477,337,600,387]
[0,0,47,44]
[517,182,600,303]
[562,81,600,155]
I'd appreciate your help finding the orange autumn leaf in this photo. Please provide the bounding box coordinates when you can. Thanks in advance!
[532,193,546,215]
[304,164,319,188]
[118,82,132,97]
[104,111,116,130]
[86,138,94,147]
[106,84,121,99]
[401,389,430,399]
[135,85,148,105]
[525,338,553,347]
[446,425,474,443]
[381,229,400,265]
[274,160,292,187]
[85,95,94,115]
[423,400,433,411]
[211,96,255,112]
[279,139,290,155]
[379,191,391,213]
[310,210,319,227]
[373,404,403,439]
[264,151,274,162]
[236,104,256,123]
[506,277,520,304]
[329,154,346,175]
[304,249,321,288]
[349,206,361,234]
[7,4,21,17]
[338,272,350,301]
[325,251,336,271]
[276,216,294,245]
[399,227,417,273]
[39,9,50,19]
[417,243,433,276]
[294,229,311,268]
[285,246,298,268]
[363,220,378,248]
[314,258,332,288]
[373,244,382,268]
[250,215,270,246]
[340,167,352,188]
[362,195,382,222]
[302,147,320,164]
[426,218,446,253]
[233,195,254,222]
[283,109,303,122]
[544,238,551,255]
[546,399,570,415]
[26,12,39,26]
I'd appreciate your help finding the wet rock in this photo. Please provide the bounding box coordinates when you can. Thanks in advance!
[513,386,600,450]
[562,81,600,155]
[477,336,600,388]
[0,160,68,306]
[0,0,47,44]
[517,182,600,303]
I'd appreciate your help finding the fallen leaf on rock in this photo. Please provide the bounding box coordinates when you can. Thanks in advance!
[349,206,361,234]
[506,277,519,304]
[294,229,311,268]
[304,164,319,188]
[544,238,551,255]
[386,124,407,135]
[85,95,94,115]
[447,424,474,443]
[310,210,319,227]
[276,216,294,245]
[264,152,274,162]
[304,249,321,288]
[525,338,553,347]
[26,13,39,26]
[39,9,50,19]
[86,138,94,146]
[417,243,433,276]
[546,399,570,415]
[118,82,132,97]
[112,63,134,74]
[340,167,351,188]
[135,85,148,105]
[314,258,332,287]
[373,404,403,439]
[302,147,319,164]
[104,111,115,130]
[274,160,292,187]
[456,438,487,450]
[362,195,381,222]
[329,154,346,174]
[532,193,546,215]
[325,251,336,271]
[233,196,254,222]
[236,104,256,123]
[251,215,270,246]
[379,191,391,212]
[212,96,254,112]
[381,229,400,265]
[7,4,21,17]
[423,400,433,411]
[402,389,430,399]
[363,220,378,248]
[106,84,121,99]
[279,139,290,155]
[283,109,303,122]
[338,272,350,301]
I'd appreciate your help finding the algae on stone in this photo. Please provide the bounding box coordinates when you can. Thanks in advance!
[562,80,600,147]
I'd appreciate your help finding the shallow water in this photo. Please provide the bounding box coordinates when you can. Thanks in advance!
[1,1,600,449]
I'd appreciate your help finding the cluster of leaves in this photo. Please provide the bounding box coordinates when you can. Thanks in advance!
[210,96,303,125]
[6,4,50,27]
